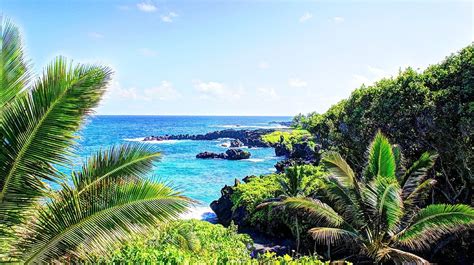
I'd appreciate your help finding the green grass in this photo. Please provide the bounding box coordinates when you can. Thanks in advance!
[261,130,312,150]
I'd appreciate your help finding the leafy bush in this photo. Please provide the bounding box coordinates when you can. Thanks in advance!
[88,220,253,264]
[298,44,473,205]
[231,174,281,213]
[231,165,327,229]
[262,130,312,149]
[87,219,334,264]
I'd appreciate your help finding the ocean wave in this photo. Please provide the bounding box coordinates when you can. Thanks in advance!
[180,206,216,221]
[124,138,189,144]
[213,124,289,129]
[247,158,265,162]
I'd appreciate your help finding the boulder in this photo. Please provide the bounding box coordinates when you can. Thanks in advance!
[225,149,251,160]
[230,139,244,148]
[210,185,234,226]
[196,151,224,159]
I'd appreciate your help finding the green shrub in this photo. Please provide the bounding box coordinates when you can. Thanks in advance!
[88,220,253,264]
[298,44,474,205]
[231,165,327,224]
[85,219,337,264]
[261,130,312,149]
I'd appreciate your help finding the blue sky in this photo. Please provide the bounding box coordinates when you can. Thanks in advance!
[2,0,473,116]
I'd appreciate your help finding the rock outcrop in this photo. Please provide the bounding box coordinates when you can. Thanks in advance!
[143,129,275,148]
[196,149,251,160]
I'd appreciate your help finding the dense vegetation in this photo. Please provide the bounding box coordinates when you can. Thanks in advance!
[264,132,474,263]
[0,18,191,263]
[89,219,333,264]
[218,45,474,264]
[293,44,473,206]
[262,129,313,149]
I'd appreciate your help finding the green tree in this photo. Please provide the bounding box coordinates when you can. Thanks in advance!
[0,18,192,263]
[282,131,474,263]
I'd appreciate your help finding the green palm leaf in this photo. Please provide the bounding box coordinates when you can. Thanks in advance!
[0,17,30,109]
[0,58,111,233]
[366,131,396,180]
[322,151,357,189]
[308,227,359,245]
[283,197,344,227]
[396,204,474,250]
[400,151,437,197]
[72,143,161,192]
[376,247,429,264]
[322,178,366,228]
[16,180,192,263]
[364,177,403,235]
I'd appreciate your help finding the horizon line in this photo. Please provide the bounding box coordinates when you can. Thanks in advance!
[92,114,295,117]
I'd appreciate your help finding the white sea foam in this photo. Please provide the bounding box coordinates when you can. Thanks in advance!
[124,138,189,144]
[181,206,216,221]
[214,124,289,129]
[247,158,265,162]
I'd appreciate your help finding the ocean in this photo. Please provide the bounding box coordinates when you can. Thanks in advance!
[74,115,291,218]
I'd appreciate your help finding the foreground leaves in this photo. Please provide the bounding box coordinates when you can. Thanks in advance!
[283,131,474,263]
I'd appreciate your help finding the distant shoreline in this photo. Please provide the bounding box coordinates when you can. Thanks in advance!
[90,114,294,118]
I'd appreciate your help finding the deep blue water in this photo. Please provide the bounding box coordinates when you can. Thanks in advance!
[74,115,290,215]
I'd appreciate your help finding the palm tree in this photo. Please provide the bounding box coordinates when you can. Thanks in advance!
[277,166,306,197]
[282,131,474,263]
[0,18,192,263]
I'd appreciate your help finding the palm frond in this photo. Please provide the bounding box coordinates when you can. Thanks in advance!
[0,57,111,233]
[0,16,31,109]
[322,178,366,228]
[402,179,437,222]
[16,180,192,263]
[365,131,396,180]
[364,177,403,235]
[376,247,429,264]
[396,204,474,251]
[308,227,359,246]
[400,152,438,197]
[72,143,161,192]
[392,144,406,181]
[283,197,343,227]
[322,151,357,189]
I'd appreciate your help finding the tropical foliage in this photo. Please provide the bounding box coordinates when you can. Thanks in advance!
[88,219,333,264]
[261,129,312,149]
[293,44,473,205]
[280,131,474,263]
[0,18,191,263]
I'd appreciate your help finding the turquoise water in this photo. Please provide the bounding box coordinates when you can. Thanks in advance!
[74,116,289,214]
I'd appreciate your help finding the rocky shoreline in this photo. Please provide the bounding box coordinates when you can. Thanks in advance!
[143,128,277,148]
[196,149,251,160]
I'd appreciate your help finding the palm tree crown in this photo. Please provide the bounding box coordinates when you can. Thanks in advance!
[0,18,192,263]
[283,131,474,264]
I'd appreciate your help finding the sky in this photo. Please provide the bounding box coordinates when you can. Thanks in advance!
[2,0,473,116]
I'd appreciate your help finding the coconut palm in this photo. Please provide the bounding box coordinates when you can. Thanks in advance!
[282,131,474,264]
[0,18,192,263]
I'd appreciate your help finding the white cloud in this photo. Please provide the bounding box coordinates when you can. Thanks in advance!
[104,80,179,102]
[193,80,244,100]
[161,12,178,23]
[144,81,181,100]
[258,61,269,69]
[139,48,158,57]
[104,81,140,100]
[137,2,157,12]
[288,78,308,88]
[351,66,392,87]
[88,32,104,39]
[257,87,279,100]
[299,12,313,23]
[333,16,345,23]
